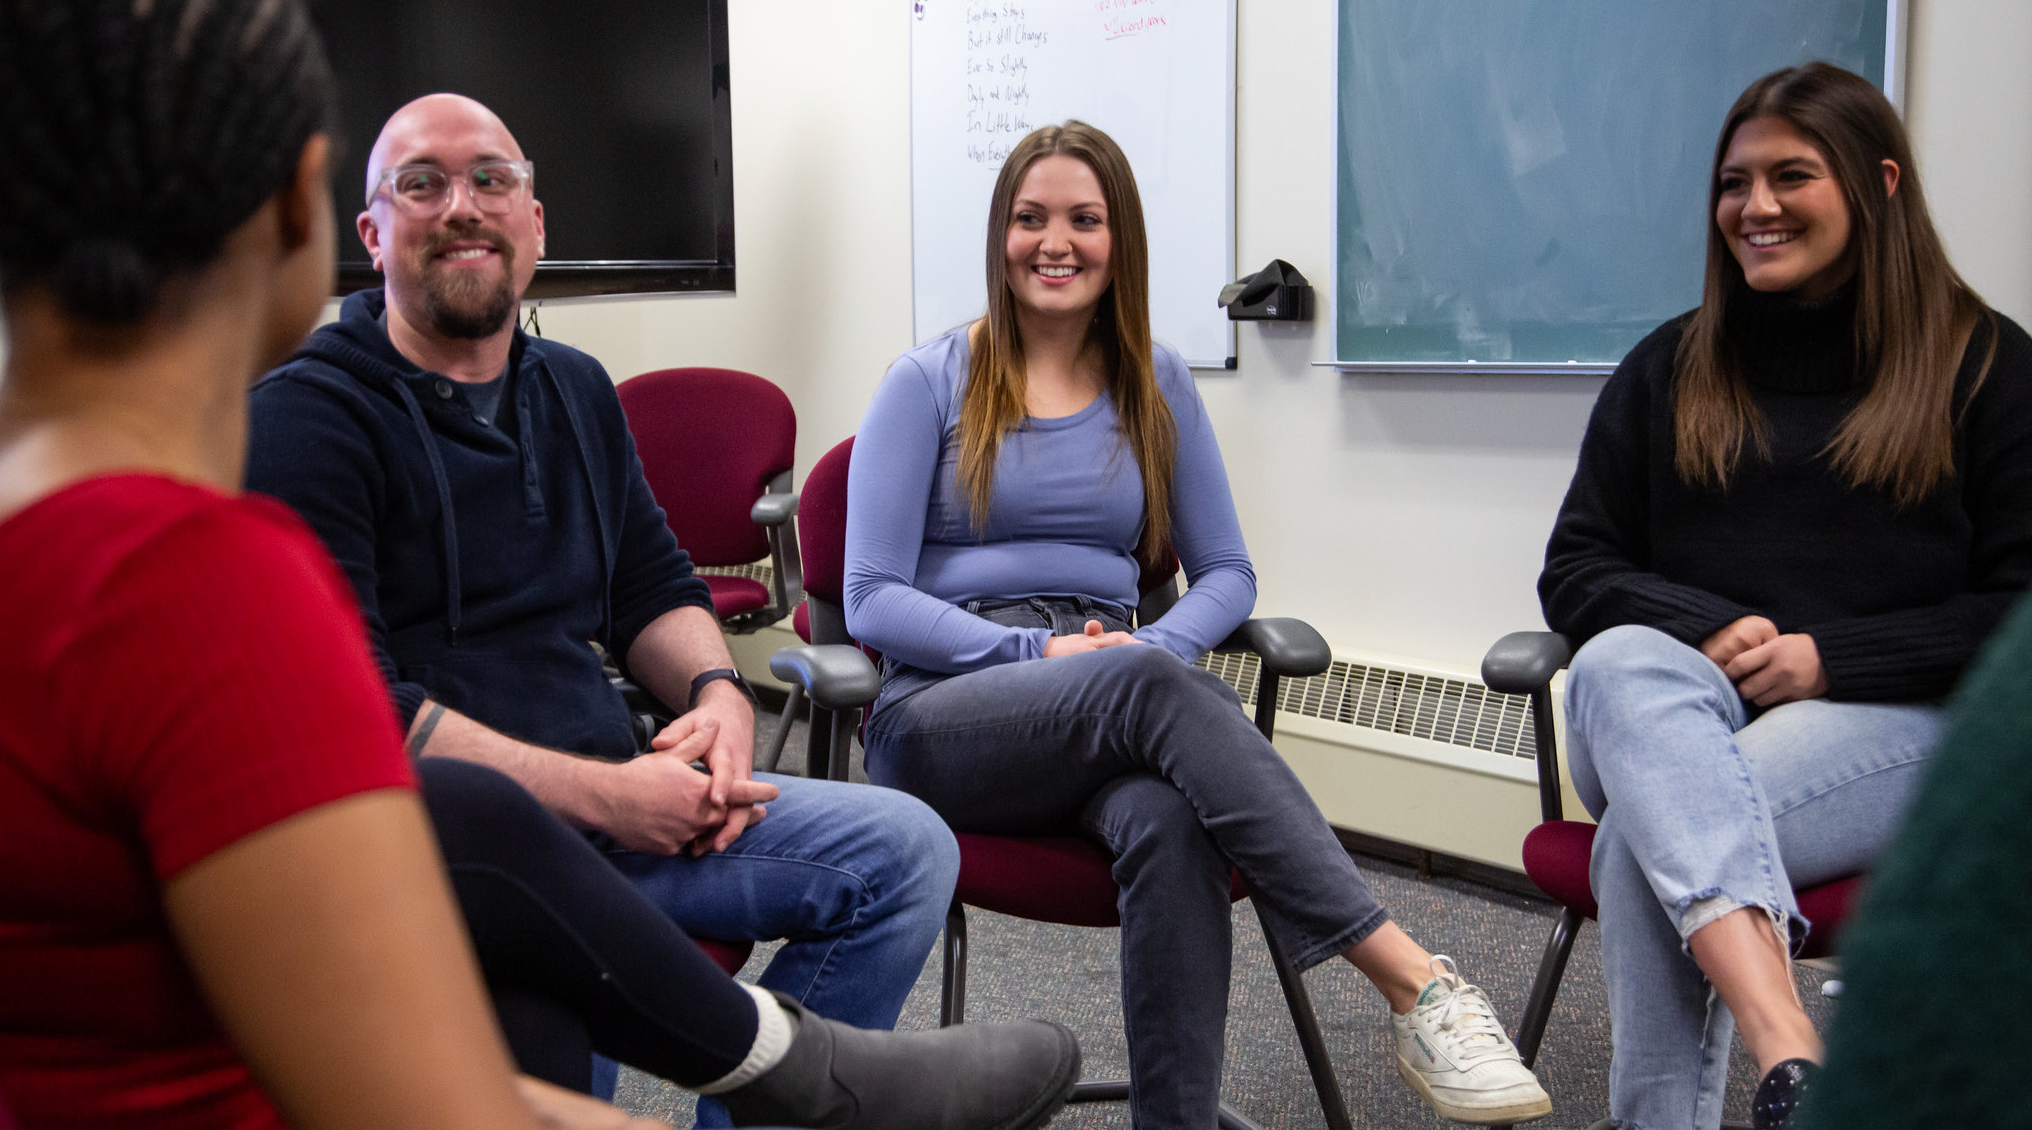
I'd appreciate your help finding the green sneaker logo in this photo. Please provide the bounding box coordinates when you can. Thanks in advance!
[1414,1034,1436,1064]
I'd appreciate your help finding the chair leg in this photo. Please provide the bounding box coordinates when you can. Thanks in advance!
[802,705,831,781]
[826,707,856,782]
[1068,1081,1130,1103]
[939,899,967,1027]
[1040,902,1327,1129]
[1487,908,1586,1130]
[755,683,803,774]
[1216,1102,1267,1130]
[1253,902,1355,1130]
[1516,906,1583,1069]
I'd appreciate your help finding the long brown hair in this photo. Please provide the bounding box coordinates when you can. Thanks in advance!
[1674,62,1994,507]
[960,120,1177,564]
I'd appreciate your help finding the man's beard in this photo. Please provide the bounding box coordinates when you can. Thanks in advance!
[418,226,519,339]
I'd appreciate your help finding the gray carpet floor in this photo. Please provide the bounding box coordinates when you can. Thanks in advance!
[613,703,1839,1130]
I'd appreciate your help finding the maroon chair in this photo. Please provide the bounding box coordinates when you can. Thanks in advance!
[612,368,781,974]
[694,937,754,976]
[1480,631,1863,1130]
[765,436,1353,1130]
[618,367,800,633]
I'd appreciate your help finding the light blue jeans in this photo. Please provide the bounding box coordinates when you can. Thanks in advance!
[1564,626,1941,1130]
[601,772,960,1127]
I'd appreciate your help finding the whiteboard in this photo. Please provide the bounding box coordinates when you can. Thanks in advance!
[1333,0,1893,370]
[911,0,1236,368]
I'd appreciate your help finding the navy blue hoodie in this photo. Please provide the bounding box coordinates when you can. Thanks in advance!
[246,288,712,762]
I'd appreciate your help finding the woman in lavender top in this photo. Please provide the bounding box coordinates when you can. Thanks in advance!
[845,120,1550,1129]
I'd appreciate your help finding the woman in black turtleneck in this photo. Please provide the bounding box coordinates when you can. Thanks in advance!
[1537,63,2032,1130]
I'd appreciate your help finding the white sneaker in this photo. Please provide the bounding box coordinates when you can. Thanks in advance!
[1392,955,1552,1125]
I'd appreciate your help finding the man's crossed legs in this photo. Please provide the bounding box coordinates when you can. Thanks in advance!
[604,773,961,1127]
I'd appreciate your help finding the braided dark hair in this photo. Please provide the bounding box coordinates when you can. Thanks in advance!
[0,0,334,324]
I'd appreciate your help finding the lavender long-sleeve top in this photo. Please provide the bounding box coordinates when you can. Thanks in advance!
[844,327,1256,674]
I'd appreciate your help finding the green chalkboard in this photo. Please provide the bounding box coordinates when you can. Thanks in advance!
[1335,0,1891,368]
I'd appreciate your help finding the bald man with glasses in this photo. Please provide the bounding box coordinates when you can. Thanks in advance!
[245,94,965,1127]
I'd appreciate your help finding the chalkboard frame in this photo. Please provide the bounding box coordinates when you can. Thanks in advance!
[1327,0,1903,375]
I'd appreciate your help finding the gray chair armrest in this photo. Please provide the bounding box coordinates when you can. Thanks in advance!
[769,644,880,711]
[1480,631,1572,695]
[750,491,799,526]
[1217,617,1332,677]
[1482,630,1574,822]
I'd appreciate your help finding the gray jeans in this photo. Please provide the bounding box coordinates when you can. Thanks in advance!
[863,596,1388,1130]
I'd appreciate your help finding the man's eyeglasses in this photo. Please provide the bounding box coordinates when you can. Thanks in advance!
[367,160,535,215]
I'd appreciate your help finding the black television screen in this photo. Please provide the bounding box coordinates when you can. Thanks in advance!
[308,0,733,299]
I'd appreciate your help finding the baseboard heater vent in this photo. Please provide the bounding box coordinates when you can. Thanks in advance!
[1193,651,1539,762]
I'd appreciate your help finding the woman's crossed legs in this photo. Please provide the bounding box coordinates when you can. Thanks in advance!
[864,598,1548,1127]
[1566,625,1941,1130]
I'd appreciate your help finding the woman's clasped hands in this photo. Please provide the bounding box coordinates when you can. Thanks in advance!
[1700,614,1829,706]
[1041,618,1144,657]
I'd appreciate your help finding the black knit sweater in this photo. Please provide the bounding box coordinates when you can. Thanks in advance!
[1538,289,2032,701]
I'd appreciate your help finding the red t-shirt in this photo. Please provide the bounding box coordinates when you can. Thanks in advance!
[0,475,415,1129]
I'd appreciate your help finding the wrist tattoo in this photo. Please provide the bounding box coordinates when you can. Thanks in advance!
[407,702,447,756]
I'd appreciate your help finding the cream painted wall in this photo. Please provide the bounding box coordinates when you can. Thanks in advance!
[1906,0,2032,325]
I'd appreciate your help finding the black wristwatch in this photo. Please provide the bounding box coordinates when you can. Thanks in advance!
[689,667,758,711]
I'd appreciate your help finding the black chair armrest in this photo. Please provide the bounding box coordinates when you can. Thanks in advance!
[750,491,799,526]
[1480,630,1574,823]
[1218,617,1332,677]
[769,644,880,711]
[1480,631,1572,695]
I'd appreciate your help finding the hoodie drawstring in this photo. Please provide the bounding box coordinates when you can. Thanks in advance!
[391,379,463,646]
[544,360,615,646]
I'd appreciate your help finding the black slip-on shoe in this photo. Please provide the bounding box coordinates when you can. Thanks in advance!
[1751,1057,1819,1130]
